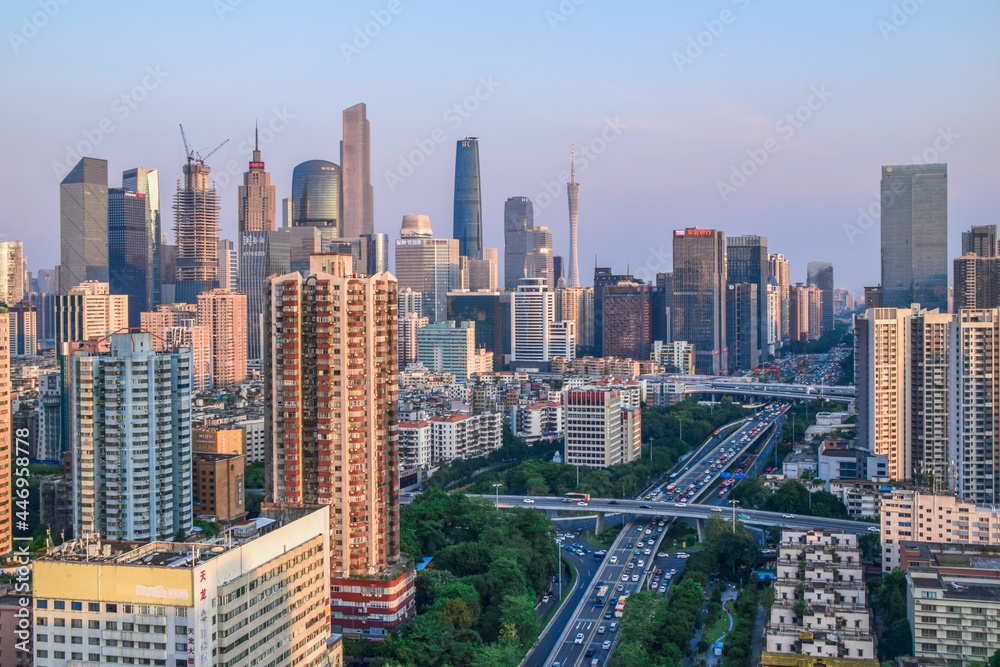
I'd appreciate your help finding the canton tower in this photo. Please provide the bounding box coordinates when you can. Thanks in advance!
[567,146,581,288]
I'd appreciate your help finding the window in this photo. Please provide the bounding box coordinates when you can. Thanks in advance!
[54,635,65,643]
[72,636,83,644]
[89,602,100,612]
[921,616,937,623]
[922,591,938,599]
[37,634,48,642]
[37,650,48,658]
[71,619,83,628]
[90,655,101,662]
[89,620,100,629]
[921,629,938,637]
[37,600,48,609]
[89,637,100,645]
[946,630,961,639]
[106,621,118,630]
[72,653,83,661]
[54,651,65,659]
[36,617,47,626]
[54,600,65,610]
[107,604,118,613]
[71,601,83,611]
[920,643,937,652]
[123,622,135,631]
[54,618,65,627]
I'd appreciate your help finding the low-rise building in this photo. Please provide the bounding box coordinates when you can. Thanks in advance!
[511,401,564,442]
[33,507,342,667]
[828,479,885,519]
[818,438,888,483]
[0,585,32,666]
[564,385,641,469]
[192,452,246,522]
[429,412,503,464]
[762,530,877,667]
[398,420,432,470]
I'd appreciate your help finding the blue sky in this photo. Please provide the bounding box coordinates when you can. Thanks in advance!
[2,0,998,290]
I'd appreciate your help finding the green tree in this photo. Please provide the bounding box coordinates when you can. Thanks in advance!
[880,618,912,660]
[497,593,541,647]
[989,647,1000,667]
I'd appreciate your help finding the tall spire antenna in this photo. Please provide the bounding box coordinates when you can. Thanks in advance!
[255,120,259,151]
[571,144,576,184]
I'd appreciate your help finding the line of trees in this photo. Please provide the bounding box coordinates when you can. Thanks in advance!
[728,476,849,519]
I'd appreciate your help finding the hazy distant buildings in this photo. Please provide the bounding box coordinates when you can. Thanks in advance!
[71,332,192,541]
[880,163,948,312]
[107,188,153,326]
[807,261,834,333]
[238,137,277,359]
[7,301,37,355]
[955,224,1000,310]
[60,157,108,293]
[601,279,651,361]
[672,228,727,374]
[448,291,503,371]
[769,253,790,343]
[593,266,632,355]
[174,155,221,303]
[504,196,534,289]
[567,150,581,288]
[122,167,162,308]
[394,215,460,322]
[727,235,769,360]
[0,241,27,304]
[197,288,247,390]
[341,102,374,239]
[962,224,997,257]
[416,320,491,382]
[140,303,211,391]
[558,287,594,350]
[453,137,482,259]
[530,226,555,288]
[55,281,128,352]
[468,247,499,291]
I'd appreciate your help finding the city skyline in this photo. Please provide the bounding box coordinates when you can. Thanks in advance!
[4,2,997,291]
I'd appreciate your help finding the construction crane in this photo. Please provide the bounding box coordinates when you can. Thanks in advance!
[179,124,229,166]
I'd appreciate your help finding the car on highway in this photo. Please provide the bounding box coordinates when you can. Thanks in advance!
[676,552,690,559]
[638,560,645,567]
[598,625,606,634]
[522,498,534,503]
[712,507,723,512]
[578,502,588,507]
[604,609,613,619]
[867,526,880,533]
[782,514,795,519]
[738,513,749,519]
[674,502,687,508]
[639,504,651,509]
[609,556,617,564]
[608,500,619,505]
[631,574,639,581]
[644,549,651,555]
[617,583,624,591]
[603,640,612,650]
[585,647,595,657]
[575,633,584,644]
[610,622,618,632]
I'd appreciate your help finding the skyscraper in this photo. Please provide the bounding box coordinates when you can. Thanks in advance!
[567,148,581,288]
[238,127,276,234]
[263,255,414,636]
[602,279,652,361]
[0,241,26,304]
[122,167,162,308]
[962,224,997,257]
[71,332,192,541]
[593,266,632,355]
[108,188,154,326]
[727,235,769,360]
[174,153,221,303]
[530,226,555,288]
[197,288,248,390]
[511,278,556,363]
[341,102,374,239]
[672,228,727,374]
[504,196,534,289]
[726,282,759,371]
[0,305,11,554]
[291,159,342,235]
[807,261,834,333]
[55,281,129,352]
[468,247,499,292]
[880,163,948,312]
[394,216,460,322]
[8,301,37,355]
[217,238,238,291]
[954,254,1000,310]
[908,307,952,485]
[453,137,482,258]
[60,157,108,293]
[140,303,211,391]
[768,253,790,344]
[447,291,503,371]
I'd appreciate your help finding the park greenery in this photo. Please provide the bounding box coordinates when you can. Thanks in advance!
[345,488,558,667]
[728,476,849,519]
[609,515,761,666]
[465,399,750,500]
[424,427,561,491]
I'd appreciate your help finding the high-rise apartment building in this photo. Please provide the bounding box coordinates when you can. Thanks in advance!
[0,241,27,304]
[140,303,211,391]
[726,282,759,371]
[950,309,1000,504]
[880,163,948,312]
[672,228,727,374]
[174,154,221,303]
[594,266,633,355]
[567,149,581,288]
[806,261,834,333]
[341,102,374,239]
[122,167,162,309]
[728,235,769,359]
[564,386,641,469]
[954,254,1000,310]
[108,187,154,326]
[504,196,534,289]
[8,301,37,355]
[34,508,341,667]
[908,307,952,484]
[0,306,11,554]
[263,255,414,637]
[55,281,128,352]
[788,283,822,342]
[394,216,460,322]
[768,253,790,344]
[961,224,997,257]
[60,157,108,293]
[398,311,428,369]
[453,137,482,259]
[197,288,247,390]
[557,287,594,350]
[601,279,651,360]
[71,332,192,541]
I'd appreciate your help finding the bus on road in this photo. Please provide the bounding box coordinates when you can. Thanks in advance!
[564,492,591,502]
[595,585,609,606]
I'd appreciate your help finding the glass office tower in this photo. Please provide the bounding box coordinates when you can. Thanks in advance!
[108,188,154,326]
[453,137,482,259]
[291,159,342,232]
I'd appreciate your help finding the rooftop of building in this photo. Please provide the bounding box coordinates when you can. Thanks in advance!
[41,538,233,568]
[900,542,1000,572]
[193,451,243,462]
[909,567,1000,602]
[760,651,879,667]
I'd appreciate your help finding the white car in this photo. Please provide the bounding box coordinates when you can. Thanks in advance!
[597,625,606,634]
[867,526,880,533]
[644,549,651,555]
[609,556,617,564]
[603,640,612,650]
[782,513,794,518]
[523,498,535,504]
[637,541,644,547]
[631,574,639,582]
[578,502,588,507]
[674,502,687,508]
[711,507,723,512]
[575,633,584,644]
[637,560,644,568]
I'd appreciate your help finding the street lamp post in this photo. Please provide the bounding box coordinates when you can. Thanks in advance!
[492,483,503,508]
[730,500,740,533]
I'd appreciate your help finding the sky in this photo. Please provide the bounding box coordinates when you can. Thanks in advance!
[2,0,998,291]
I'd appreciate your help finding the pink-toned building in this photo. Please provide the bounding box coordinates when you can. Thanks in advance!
[140,303,211,391]
[0,586,31,666]
[197,288,248,390]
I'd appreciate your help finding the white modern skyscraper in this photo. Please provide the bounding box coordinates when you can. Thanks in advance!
[511,277,555,362]
[567,148,580,288]
[71,332,193,541]
[394,215,460,322]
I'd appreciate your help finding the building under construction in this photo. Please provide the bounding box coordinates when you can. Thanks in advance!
[174,126,224,303]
